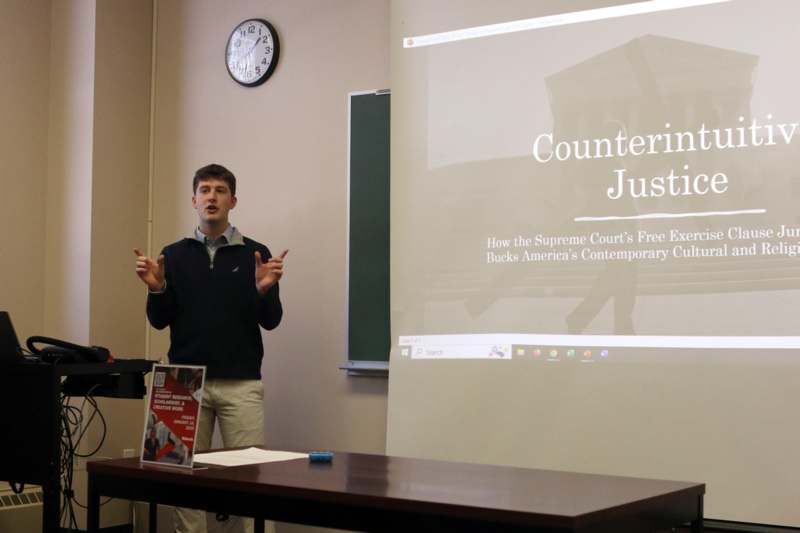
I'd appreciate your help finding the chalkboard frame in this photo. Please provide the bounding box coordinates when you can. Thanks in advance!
[343,90,390,376]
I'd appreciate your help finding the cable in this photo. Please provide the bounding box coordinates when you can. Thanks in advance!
[60,392,80,530]
[58,385,114,531]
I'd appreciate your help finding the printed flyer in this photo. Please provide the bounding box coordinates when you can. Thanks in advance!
[141,364,205,467]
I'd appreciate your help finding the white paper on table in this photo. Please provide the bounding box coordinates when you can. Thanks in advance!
[194,447,309,467]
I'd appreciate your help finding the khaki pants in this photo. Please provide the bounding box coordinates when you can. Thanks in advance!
[174,379,268,533]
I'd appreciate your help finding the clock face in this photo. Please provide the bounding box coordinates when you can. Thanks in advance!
[225,19,280,87]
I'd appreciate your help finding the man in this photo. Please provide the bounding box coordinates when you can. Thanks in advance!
[134,163,286,533]
[142,427,160,461]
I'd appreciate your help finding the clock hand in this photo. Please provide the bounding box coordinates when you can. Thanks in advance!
[235,37,262,71]
[245,37,262,57]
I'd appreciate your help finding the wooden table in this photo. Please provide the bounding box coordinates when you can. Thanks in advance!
[87,451,704,532]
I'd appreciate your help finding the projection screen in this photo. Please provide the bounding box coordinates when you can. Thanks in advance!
[387,0,800,526]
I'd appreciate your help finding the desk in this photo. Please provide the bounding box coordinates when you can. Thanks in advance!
[0,359,152,533]
[87,451,704,532]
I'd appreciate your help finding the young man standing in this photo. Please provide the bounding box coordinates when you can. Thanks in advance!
[134,163,286,533]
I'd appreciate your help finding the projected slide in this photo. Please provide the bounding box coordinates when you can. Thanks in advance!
[389,3,800,525]
[393,0,800,360]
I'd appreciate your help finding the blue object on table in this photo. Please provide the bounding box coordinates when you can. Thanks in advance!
[309,451,334,463]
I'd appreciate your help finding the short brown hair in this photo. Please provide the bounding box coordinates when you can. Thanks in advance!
[193,164,236,196]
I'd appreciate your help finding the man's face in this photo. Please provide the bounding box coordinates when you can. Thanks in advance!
[192,178,237,226]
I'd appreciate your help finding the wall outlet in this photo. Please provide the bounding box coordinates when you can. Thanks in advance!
[123,448,136,458]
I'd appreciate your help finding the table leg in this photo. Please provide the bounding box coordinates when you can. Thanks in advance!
[690,495,704,533]
[87,475,99,533]
[41,482,60,533]
[149,501,158,532]
[255,517,265,533]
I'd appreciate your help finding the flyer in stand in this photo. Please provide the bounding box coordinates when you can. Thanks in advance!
[141,364,205,468]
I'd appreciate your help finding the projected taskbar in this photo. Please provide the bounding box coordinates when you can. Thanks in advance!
[397,334,800,361]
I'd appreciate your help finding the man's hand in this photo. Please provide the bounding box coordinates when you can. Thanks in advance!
[134,248,166,292]
[255,249,288,295]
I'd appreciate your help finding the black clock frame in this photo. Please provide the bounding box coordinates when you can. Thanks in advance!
[225,18,280,87]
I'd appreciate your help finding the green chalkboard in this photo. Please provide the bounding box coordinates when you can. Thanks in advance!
[346,90,390,373]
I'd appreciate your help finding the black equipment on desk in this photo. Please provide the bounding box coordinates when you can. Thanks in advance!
[27,335,111,364]
[0,311,24,365]
[0,356,155,533]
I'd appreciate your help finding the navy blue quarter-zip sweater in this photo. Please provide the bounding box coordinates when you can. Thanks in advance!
[146,237,282,379]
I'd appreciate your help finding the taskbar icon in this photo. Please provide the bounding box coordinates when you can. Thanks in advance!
[510,345,610,361]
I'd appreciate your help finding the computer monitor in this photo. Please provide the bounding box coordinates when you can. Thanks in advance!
[0,311,23,365]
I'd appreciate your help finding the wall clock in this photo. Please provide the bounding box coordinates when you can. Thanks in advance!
[225,18,280,87]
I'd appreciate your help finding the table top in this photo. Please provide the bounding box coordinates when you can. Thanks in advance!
[89,450,704,530]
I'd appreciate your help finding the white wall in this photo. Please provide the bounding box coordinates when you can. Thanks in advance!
[1,1,390,531]
[43,0,95,343]
[0,1,51,526]
[150,0,390,459]
[0,0,50,343]
[46,0,154,528]
[2,0,153,528]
